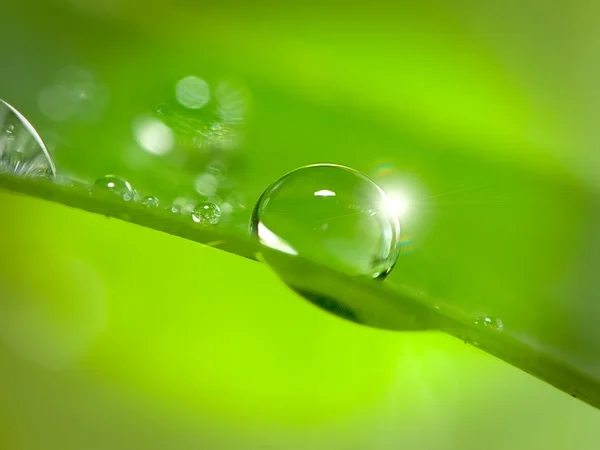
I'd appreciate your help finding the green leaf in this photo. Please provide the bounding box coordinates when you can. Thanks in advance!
[2,174,599,410]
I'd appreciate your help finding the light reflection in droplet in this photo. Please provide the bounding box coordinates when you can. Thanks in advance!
[314,189,336,197]
[133,116,174,156]
[257,222,298,256]
[383,191,411,219]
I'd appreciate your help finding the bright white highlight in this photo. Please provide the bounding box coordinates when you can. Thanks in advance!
[314,189,336,197]
[383,191,411,218]
[257,222,298,256]
[134,117,174,156]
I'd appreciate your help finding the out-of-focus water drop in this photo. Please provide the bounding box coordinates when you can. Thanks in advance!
[250,164,401,278]
[194,172,219,197]
[176,76,210,110]
[38,66,109,123]
[0,99,56,178]
[215,80,248,124]
[91,175,134,201]
[142,196,159,208]
[133,116,174,156]
[192,202,221,225]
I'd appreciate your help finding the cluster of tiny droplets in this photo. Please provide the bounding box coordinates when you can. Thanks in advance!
[90,175,222,225]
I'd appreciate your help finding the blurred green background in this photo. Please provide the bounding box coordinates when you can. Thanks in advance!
[1,0,600,448]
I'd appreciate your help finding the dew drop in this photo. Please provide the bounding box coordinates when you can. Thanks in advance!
[250,164,401,278]
[91,175,134,201]
[192,202,221,225]
[142,196,159,208]
[0,99,56,178]
[475,314,504,332]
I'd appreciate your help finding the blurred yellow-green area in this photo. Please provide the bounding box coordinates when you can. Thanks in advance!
[1,0,600,449]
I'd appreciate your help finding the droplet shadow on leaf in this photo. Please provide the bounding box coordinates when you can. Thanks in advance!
[258,247,435,331]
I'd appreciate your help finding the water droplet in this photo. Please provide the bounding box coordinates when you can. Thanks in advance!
[475,315,504,331]
[192,202,221,225]
[91,175,134,201]
[0,99,56,178]
[175,76,211,110]
[142,196,159,208]
[250,164,401,278]
[194,172,219,197]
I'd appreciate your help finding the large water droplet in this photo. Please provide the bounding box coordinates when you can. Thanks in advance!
[0,99,56,178]
[192,202,221,225]
[250,164,401,278]
[91,175,134,201]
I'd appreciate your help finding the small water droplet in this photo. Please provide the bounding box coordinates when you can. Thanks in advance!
[194,172,219,197]
[142,196,159,208]
[250,164,401,278]
[91,175,134,201]
[192,202,221,225]
[0,99,56,178]
[475,314,504,331]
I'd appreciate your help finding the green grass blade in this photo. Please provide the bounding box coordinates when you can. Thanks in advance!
[2,174,599,410]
